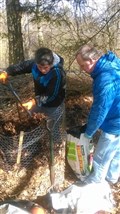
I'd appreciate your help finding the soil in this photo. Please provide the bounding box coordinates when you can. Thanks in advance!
[0,73,119,214]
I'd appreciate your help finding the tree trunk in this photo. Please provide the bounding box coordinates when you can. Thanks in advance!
[6,0,24,64]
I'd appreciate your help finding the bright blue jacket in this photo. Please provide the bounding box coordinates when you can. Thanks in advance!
[85,51,120,137]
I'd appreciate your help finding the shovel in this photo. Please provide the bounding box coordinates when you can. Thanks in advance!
[7,82,32,118]
[46,119,55,187]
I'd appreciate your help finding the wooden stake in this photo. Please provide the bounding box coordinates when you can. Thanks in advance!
[16,131,24,165]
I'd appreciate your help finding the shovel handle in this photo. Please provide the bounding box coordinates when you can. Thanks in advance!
[8,83,32,118]
[50,164,55,185]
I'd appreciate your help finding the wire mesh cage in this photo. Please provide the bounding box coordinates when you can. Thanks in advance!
[0,107,66,170]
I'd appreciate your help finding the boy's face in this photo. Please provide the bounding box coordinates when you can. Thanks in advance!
[37,64,51,74]
[76,54,96,73]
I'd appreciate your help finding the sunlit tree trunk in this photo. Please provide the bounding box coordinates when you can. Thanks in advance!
[36,0,44,46]
[6,0,24,64]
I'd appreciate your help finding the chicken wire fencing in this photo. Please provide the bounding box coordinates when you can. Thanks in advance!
[0,81,66,171]
[0,104,66,170]
[0,126,47,170]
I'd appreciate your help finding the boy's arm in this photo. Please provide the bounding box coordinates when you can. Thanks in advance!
[6,60,35,76]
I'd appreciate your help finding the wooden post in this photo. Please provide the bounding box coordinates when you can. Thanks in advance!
[16,131,24,165]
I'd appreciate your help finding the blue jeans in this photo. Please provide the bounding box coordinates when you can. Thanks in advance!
[85,131,120,184]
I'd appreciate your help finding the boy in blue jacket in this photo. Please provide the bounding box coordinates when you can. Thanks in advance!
[76,44,120,184]
[0,47,66,143]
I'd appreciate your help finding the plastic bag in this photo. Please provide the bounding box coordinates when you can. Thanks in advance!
[51,182,114,214]
[0,200,45,214]
[67,132,94,181]
[0,204,30,214]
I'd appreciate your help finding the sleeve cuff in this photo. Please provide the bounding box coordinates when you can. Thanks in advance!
[84,133,92,139]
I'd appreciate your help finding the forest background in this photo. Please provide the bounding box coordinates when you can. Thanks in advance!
[0,0,120,70]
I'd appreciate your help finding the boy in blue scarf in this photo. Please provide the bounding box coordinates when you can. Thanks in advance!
[0,47,66,144]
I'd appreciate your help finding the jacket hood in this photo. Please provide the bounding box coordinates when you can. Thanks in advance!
[53,52,60,66]
[91,51,118,78]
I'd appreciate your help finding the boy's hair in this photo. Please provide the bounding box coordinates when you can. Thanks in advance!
[76,44,103,60]
[35,47,54,65]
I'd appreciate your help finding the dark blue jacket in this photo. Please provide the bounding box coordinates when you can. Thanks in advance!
[85,51,120,137]
[6,55,66,107]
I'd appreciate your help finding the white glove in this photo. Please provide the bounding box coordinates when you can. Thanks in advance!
[35,95,48,107]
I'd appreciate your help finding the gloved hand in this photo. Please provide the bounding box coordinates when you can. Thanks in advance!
[35,95,48,107]
[35,96,42,107]
[22,99,35,110]
[0,71,8,83]
[82,133,94,172]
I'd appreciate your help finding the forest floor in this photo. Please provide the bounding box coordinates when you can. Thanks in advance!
[0,72,119,213]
